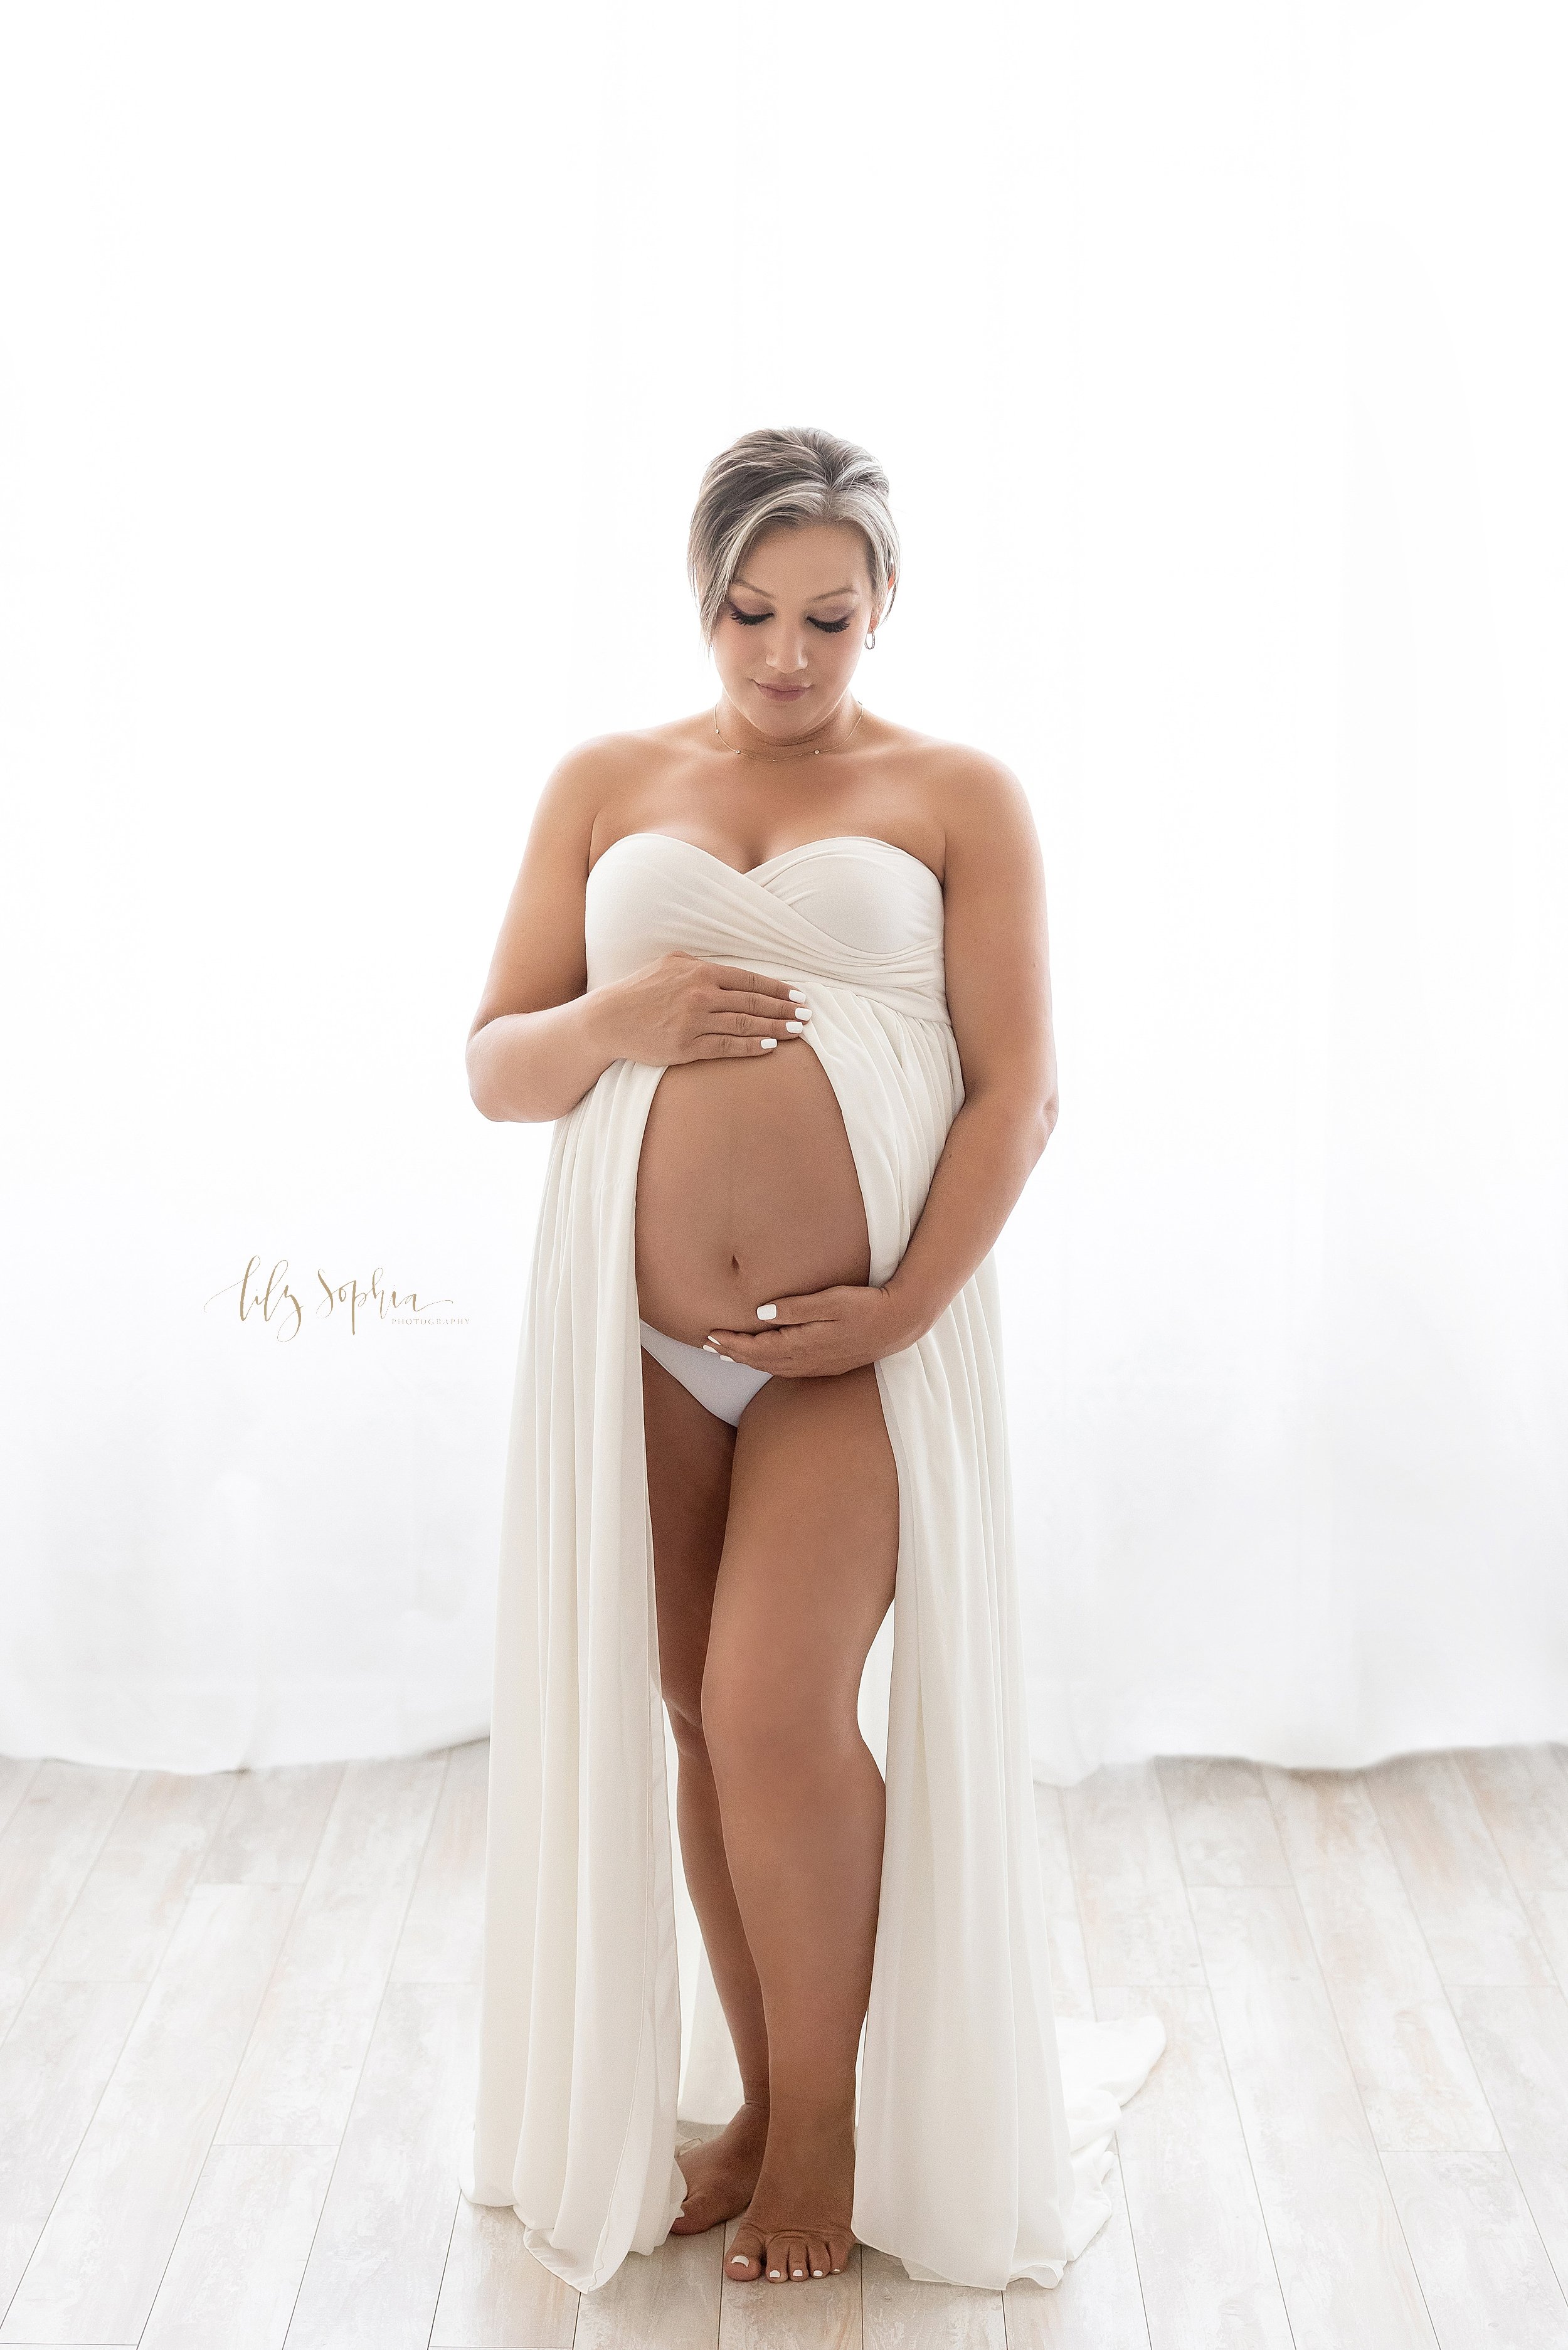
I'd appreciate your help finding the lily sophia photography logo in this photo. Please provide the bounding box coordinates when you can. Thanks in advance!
[204,1254,465,1342]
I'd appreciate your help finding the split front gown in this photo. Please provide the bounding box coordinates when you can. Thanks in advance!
[460,829,1164,2292]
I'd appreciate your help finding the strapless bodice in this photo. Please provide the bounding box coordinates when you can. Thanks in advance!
[584,831,948,1022]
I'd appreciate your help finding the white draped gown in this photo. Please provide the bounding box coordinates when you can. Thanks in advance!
[460,830,1164,2292]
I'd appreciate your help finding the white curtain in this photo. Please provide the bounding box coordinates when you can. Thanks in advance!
[3,2,1564,1777]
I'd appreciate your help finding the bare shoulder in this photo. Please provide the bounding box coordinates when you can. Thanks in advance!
[886,729,1040,877]
[528,726,651,827]
[522,722,687,862]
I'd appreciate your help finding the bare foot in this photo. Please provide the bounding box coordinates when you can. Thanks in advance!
[670,2097,770,2235]
[724,2100,856,2284]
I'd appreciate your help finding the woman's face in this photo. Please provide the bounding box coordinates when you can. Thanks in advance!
[710,521,888,744]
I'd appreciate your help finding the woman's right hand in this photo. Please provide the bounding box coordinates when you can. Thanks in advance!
[600,951,812,1066]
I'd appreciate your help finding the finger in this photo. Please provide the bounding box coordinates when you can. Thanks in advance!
[750,1289,840,1327]
[704,1328,826,1375]
[704,1330,800,1362]
[702,1328,780,1359]
[687,1033,795,1059]
[711,983,813,1027]
[701,962,810,1007]
[701,1005,810,1039]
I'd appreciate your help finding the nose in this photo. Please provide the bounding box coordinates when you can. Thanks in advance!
[765,630,810,672]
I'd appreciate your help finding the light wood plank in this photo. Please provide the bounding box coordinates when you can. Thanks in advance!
[1264,1765,1498,2151]
[1060,1762,1205,1989]
[1508,2157,1568,2314]
[862,2242,1003,2344]
[1096,1984,1292,2349]
[1520,1895,1568,2003]
[1366,1752,1551,1986]
[392,1739,487,1984]
[217,1753,448,2147]
[139,2144,337,2350]
[286,1755,449,1898]
[1191,1885,1436,2349]
[1461,1747,1568,1890]
[717,2212,856,2348]
[284,1979,477,2350]
[1034,1783,1080,1915]
[0,1981,146,2308]
[1035,1786,1094,2021]
[201,1763,346,1887]
[1442,1975,1568,2300]
[0,1763,132,2035]
[1382,2151,1568,2349]
[429,2195,578,2349]
[0,1760,40,1843]
[1159,1759,1292,1889]
[218,1880,421,2148]
[1459,1749,1568,2004]
[45,1770,235,1982]
[0,1882,296,2346]
[575,2221,721,2350]
[1003,2154,1150,2347]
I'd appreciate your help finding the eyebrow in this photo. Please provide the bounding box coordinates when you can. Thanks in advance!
[731,577,860,603]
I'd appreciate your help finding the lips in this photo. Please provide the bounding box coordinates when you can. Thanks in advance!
[753,682,809,700]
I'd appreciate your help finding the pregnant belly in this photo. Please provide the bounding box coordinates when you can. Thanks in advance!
[634,1039,870,1348]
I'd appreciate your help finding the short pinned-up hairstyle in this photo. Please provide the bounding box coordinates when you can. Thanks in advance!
[687,425,901,647]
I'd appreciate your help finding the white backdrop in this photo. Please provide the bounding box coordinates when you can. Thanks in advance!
[2,3,1564,1778]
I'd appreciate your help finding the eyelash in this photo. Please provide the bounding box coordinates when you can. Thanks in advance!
[728,606,852,634]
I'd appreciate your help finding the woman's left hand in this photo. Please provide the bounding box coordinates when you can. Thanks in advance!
[704,1283,918,1380]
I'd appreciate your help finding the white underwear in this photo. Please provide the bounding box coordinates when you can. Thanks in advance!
[638,1319,772,1427]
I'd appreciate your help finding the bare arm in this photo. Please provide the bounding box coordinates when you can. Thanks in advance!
[467,744,810,1123]
[465,745,622,1123]
[880,758,1057,1343]
[705,753,1058,1370]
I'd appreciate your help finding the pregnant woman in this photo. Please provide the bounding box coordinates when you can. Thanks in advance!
[460,426,1162,2295]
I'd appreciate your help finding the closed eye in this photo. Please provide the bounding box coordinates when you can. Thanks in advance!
[729,606,854,633]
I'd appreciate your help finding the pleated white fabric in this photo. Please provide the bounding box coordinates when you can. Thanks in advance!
[460,832,1164,2292]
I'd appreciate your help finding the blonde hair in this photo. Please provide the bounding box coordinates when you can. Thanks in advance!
[687,425,901,647]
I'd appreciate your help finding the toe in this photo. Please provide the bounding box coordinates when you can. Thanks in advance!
[726,2223,765,2281]
[780,2232,812,2282]
[806,2232,831,2277]
[828,2228,855,2275]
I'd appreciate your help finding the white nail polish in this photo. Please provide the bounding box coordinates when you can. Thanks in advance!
[702,1343,718,1353]
[784,1019,803,1034]
[788,988,807,1002]
[756,1303,777,1320]
[759,1037,777,1050]
[719,1353,734,1362]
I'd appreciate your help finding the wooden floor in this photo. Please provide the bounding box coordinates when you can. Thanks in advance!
[1,1742,1567,2347]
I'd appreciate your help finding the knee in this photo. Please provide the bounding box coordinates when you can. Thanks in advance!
[701,1658,850,1784]
[663,1681,711,1762]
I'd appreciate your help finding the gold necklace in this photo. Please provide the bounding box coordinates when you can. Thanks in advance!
[712,696,865,760]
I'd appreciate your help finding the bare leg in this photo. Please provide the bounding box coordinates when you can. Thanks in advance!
[641,1347,771,2235]
[701,1363,899,2285]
